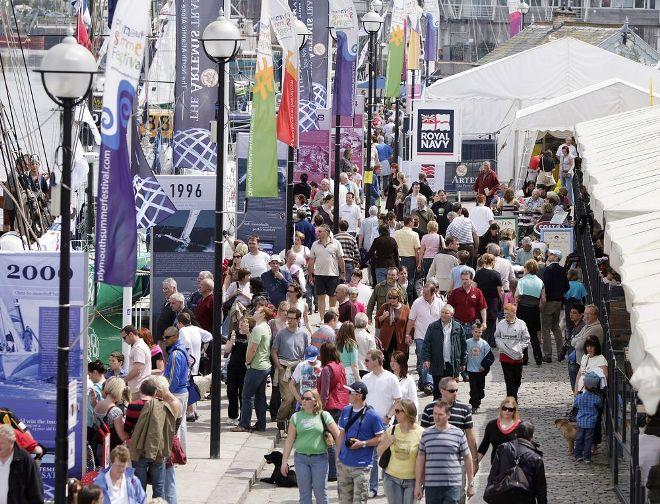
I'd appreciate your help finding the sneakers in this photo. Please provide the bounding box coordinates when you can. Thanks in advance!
[423,385,434,396]
[471,406,479,415]
[227,418,239,426]
[186,412,199,423]
[370,490,378,498]
[584,459,592,464]
[542,356,552,364]
[575,457,583,463]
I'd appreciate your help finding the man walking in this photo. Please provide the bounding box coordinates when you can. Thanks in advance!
[406,282,444,395]
[472,161,500,207]
[541,249,569,362]
[261,255,292,307]
[445,210,479,267]
[335,220,360,280]
[122,325,152,401]
[242,235,271,277]
[415,400,475,504]
[494,304,531,401]
[0,424,43,503]
[393,217,421,302]
[337,382,385,504]
[366,267,407,326]
[362,349,402,497]
[447,270,487,345]
[421,304,467,398]
[163,327,190,451]
[309,224,346,319]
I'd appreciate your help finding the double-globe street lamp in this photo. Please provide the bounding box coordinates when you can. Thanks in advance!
[285,19,311,251]
[362,10,383,217]
[200,10,243,459]
[35,29,98,504]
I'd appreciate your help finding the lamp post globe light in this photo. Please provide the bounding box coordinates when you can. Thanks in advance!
[361,9,382,217]
[286,19,311,251]
[520,1,530,28]
[35,27,97,504]
[199,10,243,460]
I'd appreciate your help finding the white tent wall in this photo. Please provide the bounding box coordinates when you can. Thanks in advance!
[422,38,660,183]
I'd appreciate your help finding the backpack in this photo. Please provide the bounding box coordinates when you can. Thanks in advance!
[93,406,123,448]
[483,442,532,503]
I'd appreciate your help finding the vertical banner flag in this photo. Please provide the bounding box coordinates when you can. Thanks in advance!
[270,0,299,147]
[173,0,221,172]
[247,5,278,197]
[507,0,522,38]
[407,0,421,71]
[329,0,358,117]
[95,0,148,286]
[385,0,405,98]
[424,0,440,64]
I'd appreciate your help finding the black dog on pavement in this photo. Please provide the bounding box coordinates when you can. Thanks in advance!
[260,450,297,487]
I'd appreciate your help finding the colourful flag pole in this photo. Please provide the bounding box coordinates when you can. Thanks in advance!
[329,0,359,117]
[424,0,440,64]
[385,0,406,98]
[246,4,278,198]
[407,2,421,71]
[270,0,299,148]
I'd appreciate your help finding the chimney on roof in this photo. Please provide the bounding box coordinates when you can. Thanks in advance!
[552,6,577,30]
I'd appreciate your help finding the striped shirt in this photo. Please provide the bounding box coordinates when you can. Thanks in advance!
[445,216,476,244]
[335,232,359,265]
[419,424,469,487]
[420,400,473,430]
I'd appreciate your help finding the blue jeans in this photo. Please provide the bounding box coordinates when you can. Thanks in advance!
[574,426,595,461]
[345,262,354,282]
[326,409,341,480]
[164,465,177,504]
[295,452,329,504]
[375,268,388,284]
[415,339,433,387]
[306,282,315,311]
[239,367,271,430]
[383,473,415,504]
[561,173,574,205]
[568,361,580,392]
[425,486,461,504]
[370,449,379,493]
[133,458,165,497]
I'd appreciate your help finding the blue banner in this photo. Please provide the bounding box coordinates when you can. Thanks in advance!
[95,0,149,286]
[0,252,87,500]
[330,0,358,117]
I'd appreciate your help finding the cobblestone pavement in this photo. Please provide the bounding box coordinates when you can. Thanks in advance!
[244,348,618,504]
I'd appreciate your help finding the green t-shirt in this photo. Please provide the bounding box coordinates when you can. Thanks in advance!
[249,322,272,371]
[291,410,334,455]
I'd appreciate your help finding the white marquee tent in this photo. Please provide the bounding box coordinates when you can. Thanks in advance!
[422,38,660,183]
[602,212,660,414]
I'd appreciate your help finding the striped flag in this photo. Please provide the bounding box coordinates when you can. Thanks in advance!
[246,4,278,198]
[269,0,299,147]
[385,0,405,98]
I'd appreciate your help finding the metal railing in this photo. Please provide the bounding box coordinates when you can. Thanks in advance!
[573,174,645,504]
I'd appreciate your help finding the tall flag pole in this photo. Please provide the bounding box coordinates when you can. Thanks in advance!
[424,0,440,74]
[94,0,149,287]
[385,0,406,98]
[407,2,421,72]
[247,3,278,198]
[329,0,359,117]
[270,0,299,148]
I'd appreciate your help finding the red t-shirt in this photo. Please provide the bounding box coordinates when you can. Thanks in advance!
[447,286,487,324]
[499,353,524,365]
[194,294,214,332]
[528,154,541,172]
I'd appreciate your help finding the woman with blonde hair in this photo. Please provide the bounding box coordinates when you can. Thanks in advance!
[377,399,424,504]
[336,321,360,386]
[476,396,521,470]
[93,377,131,454]
[281,389,340,504]
[419,220,444,278]
[375,288,410,369]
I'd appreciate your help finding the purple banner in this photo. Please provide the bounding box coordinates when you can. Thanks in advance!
[173,0,220,171]
[424,12,439,63]
[332,31,357,117]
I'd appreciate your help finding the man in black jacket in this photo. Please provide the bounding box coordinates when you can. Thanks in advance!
[540,249,569,363]
[486,421,547,504]
[0,424,44,504]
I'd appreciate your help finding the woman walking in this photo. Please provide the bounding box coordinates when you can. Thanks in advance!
[515,259,545,365]
[281,389,340,504]
[224,316,254,425]
[376,399,424,504]
[336,322,361,386]
[476,396,521,472]
[389,351,418,413]
[375,289,410,369]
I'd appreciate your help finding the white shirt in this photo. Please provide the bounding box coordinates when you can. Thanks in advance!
[351,282,373,306]
[128,338,152,393]
[178,325,213,375]
[362,369,402,420]
[104,470,128,504]
[356,328,377,370]
[409,296,444,341]
[442,321,452,364]
[398,375,419,412]
[470,205,495,236]
[493,256,515,292]
[241,251,271,277]
[0,451,11,504]
[339,203,362,233]
[556,143,577,159]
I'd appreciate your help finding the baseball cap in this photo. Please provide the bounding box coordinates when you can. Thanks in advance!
[304,345,318,362]
[548,249,562,260]
[269,254,284,264]
[343,381,368,396]
[583,370,601,391]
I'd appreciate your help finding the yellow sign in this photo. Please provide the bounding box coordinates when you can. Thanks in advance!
[140,109,174,139]
[363,170,374,184]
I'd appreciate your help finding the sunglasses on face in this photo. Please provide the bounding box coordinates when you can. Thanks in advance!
[501,406,516,412]
[443,388,458,393]
[394,409,403,414]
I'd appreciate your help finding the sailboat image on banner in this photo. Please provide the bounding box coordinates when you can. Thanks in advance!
[0,298,39,380]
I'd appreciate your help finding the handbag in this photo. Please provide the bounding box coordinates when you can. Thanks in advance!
[185,354,201,405]
[483,442,531,503]
[169,435,187,465]
[320,412,335,448]
[378,425,396,469]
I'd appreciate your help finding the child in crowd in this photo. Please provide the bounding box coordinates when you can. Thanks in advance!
[564,269,588,338]
[573,377,603,463]
[104,351,125,379]
[466,322,492,414]
[499,228,516,261]
[504,278,517,306]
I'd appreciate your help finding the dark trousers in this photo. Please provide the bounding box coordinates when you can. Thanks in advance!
[467,372,486,409]
[432,363,455,400]
[501,362,523,401]
[400,256,417,302]
[517,304,542,364]
[326,409,342,480]
[484,319,497,347]
[226,366,246,420]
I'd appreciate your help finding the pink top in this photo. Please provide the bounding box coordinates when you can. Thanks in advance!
[504,291,516,306]
[421,233,440,259]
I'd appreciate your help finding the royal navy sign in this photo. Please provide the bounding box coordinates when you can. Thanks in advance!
[412,101,461,162]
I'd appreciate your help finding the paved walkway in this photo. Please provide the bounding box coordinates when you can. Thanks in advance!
[177,318,617,504]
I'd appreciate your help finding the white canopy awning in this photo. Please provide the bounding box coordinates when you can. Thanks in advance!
[601,212,660,414]
[422,38,660,182]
